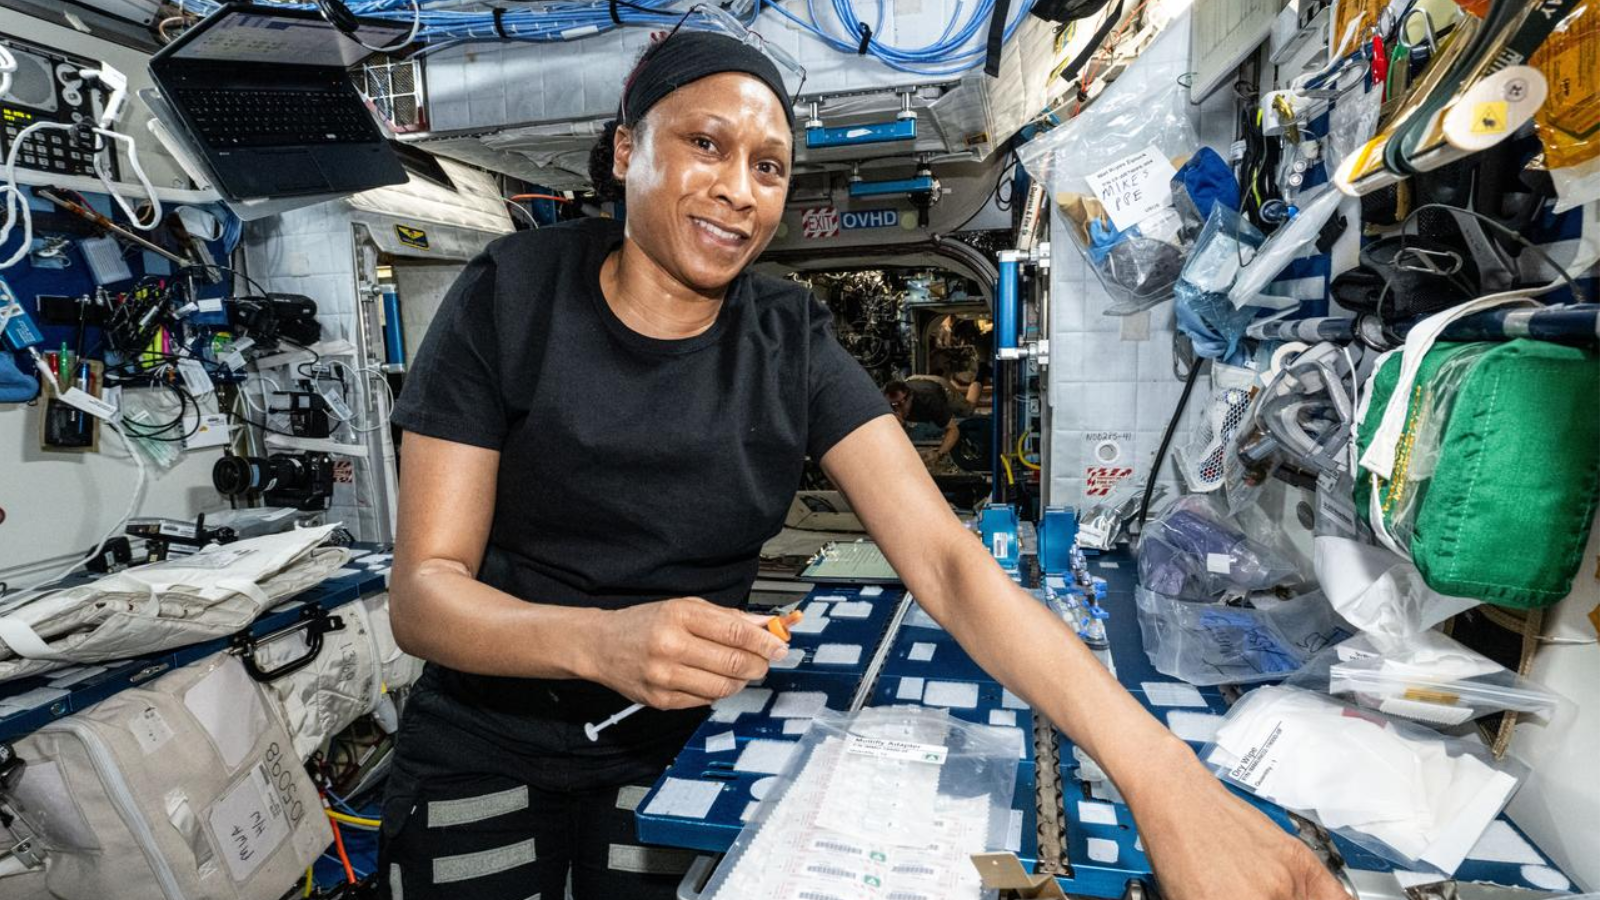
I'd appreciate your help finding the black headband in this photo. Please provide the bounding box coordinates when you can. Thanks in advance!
[620,30,795,129]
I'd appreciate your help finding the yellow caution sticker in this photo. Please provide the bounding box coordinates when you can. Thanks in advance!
[1471,101,1508,134]
[1588,603,1600,639]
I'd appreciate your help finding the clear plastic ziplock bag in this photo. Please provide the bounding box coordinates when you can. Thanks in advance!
[1369,343,1492,554]
[1134,586,1352,686]
[1285,631,1572,729]
[1137,494,1301,601]
[1017,21,1197,315]
[1201,686,1529,876]
[704,706,1019,900]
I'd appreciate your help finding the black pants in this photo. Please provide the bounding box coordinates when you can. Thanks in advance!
[381,668,705,900]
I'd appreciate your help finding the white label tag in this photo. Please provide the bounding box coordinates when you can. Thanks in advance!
[1084,145,1179,232]
[322,387,353,422]
[208,763,292,882]
[176,359,215,396]
[1224,722,1285,790]
[843,735,947,765]
[157,521,198,539]
[197,297,224,313]
[223,351,246,371]
[230,337,255,355]
[129,705,175,754]
[1205,553,1232,575]
[991,532,1013,559]
[185,413,230,450]
[59,387,117,421]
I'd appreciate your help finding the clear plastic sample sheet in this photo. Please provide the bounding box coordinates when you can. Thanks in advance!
[703,707,1019,900]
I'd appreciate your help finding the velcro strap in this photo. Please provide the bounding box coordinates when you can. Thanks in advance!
[985,0,1012,77]
[0,616,59,660]
[856,22,872,55]
[492,7,509,39]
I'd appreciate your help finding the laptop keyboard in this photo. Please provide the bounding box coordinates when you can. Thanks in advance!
[174,88,376,148]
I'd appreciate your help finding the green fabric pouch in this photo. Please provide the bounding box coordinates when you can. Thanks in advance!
[1356,339,1600,609]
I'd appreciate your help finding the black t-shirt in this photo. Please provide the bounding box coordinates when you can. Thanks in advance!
[904,378,952,427]
[390,217,888,753]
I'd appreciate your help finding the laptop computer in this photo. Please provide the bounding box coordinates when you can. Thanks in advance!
[149,3,410,199]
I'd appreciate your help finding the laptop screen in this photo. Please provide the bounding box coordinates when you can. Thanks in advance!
[174,9,410,68]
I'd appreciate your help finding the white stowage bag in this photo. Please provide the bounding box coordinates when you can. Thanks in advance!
[0,526,350,683]
[0,653,333,900]
[265,591,424,760]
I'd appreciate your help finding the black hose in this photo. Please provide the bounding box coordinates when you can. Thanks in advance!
[1136,358,1206,530]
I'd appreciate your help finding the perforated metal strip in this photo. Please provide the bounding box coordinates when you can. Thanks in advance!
[1033,709,1070,877]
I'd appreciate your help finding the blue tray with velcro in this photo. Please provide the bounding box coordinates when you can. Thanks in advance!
[0,548,389,743]
[635,745,779,852]
[782,587,900,676]
[692,670,862,743]
[878,629,996,685]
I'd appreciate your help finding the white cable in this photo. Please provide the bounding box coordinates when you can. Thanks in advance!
[0,44,15,99]
[2,351,148,601]
[328,359,392,433]
[92,128,163,231]
[0,121,76,270]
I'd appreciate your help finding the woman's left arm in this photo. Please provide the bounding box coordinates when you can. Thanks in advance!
[821,416,1345,900]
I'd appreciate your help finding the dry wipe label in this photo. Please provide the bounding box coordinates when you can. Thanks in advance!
[209,763,292,882]
[844,735,948,766]
[1224,720,1285,790]
[1084,145,1178,232]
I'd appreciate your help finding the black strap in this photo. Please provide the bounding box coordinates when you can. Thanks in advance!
[492,6,509,38]
[856,22,872,55]
[1059,0,1122,86]
[984,0,1011,76]
[609,0,622,26]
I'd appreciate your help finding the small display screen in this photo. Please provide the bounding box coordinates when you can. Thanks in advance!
[176,11,408,67]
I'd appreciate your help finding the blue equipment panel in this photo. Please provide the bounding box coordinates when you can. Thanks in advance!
[0,548,389,743]
[1036,507,1079,576]
[806,117,917,149]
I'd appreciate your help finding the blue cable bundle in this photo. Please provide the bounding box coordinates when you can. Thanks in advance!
[174,0,1038,75]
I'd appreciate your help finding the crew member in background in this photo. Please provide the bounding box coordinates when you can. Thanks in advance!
[384,24,1345,900]
[884,376,962,464]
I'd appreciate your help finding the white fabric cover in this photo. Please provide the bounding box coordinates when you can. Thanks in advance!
[3,654,332,900]
[0,527,350,683]
[265,591,422,760]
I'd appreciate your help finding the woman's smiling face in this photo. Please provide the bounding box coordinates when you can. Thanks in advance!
[613,72,793,293]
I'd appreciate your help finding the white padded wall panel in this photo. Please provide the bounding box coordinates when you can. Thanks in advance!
[1045,11,1244,510]
[244,204,360,346]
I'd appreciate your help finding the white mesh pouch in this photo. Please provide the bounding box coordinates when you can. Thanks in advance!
[1175,363,1259,492]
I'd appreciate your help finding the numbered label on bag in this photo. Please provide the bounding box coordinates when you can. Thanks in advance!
[208,761,292,882]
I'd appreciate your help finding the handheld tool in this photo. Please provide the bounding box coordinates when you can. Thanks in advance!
[583,610,805,741]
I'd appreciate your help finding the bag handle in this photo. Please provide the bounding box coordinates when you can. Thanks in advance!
[232,606,345,683]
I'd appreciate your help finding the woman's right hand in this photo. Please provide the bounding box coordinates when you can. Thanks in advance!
[585,597,789,709]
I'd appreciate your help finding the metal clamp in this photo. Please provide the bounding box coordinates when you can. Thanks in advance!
[232,606,345,683]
